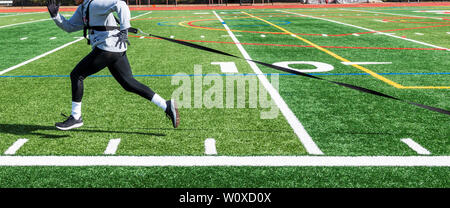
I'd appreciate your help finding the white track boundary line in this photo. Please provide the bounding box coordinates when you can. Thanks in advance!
[212,11,323,155]
[278,10,449,51]
[0,37,84,75]
[0,156,448,166]
[0,12,152,75]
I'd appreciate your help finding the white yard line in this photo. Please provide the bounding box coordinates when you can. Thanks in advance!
[0,11,45,18]
[213,11,323,155]
[0,156,448,166]
[0,12,151,75]
[0,18,51,29]
[278,10,449,51]
[131,11,152,19]
[0,11,149,29]
[104,139,121,155]
[0,37,84,75]
[341,9,444,20]
[401,138,431,155]
[204,138,218,155]
[4,139,28,155]
[341,62,392,65]
[211,62,239,73]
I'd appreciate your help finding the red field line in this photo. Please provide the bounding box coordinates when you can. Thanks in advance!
[185,18,450,37]
[331,24,450,36]
[128,34,447,51]
[1,2,450,13]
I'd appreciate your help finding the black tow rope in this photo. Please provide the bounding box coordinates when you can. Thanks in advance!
[134,29,449,116]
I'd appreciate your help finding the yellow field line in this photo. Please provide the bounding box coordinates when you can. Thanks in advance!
[241,12,450,89]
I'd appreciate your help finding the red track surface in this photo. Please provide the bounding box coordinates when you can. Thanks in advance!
[1,2,450,13]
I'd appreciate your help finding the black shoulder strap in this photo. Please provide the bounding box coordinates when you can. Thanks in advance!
[83,0,94,45]
[83,0,138,45]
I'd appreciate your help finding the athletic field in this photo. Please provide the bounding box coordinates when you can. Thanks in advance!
[0,3,449,188]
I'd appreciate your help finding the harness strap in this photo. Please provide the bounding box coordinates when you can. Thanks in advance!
[83,0,94,45]
[87,26,120,31]
[82,0,138,45]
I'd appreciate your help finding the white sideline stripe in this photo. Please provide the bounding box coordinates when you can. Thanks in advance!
[342,9,444,20]
[4,139,28,155]
[0,12,45,18]
[0,18,50,29]
[0,156,448,166]
[104,139,121,155]
[204,138,217,155]
[0,11,150,75]
[341,62,392,65]
[0,37,84,75]
[221,34,242,37]
[401,138,431,155]
[279,10,449,51]
[374,19,388,23]
[131,11,152,19]
[213,11,323,155]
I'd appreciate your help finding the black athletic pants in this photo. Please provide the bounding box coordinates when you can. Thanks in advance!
[70,47,155,102]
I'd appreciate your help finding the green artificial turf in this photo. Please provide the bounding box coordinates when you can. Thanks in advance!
[0,7,448,188]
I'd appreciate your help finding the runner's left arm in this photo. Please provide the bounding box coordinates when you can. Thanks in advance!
[51,4,84,33]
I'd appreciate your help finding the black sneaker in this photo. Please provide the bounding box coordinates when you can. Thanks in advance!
[165,99,179,128]
[55,113,83,130]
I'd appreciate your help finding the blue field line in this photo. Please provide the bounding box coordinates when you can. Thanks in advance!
[1,72,449,78]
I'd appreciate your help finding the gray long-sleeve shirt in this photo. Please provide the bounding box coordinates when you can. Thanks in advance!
[52,0,131,52]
